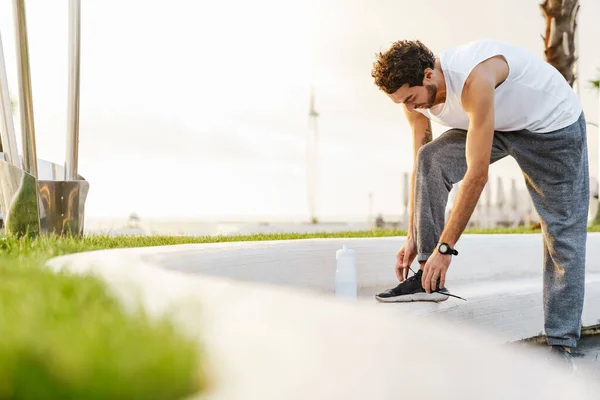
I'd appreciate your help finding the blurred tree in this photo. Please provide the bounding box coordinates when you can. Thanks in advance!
[532,1,579,230]
[540,0,579,86]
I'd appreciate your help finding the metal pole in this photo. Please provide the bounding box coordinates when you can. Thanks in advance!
[484,178,492,228]
[13,0,38,178]
[65,0,80,180]
[402,172,409,230]
[0,31,20,167]
[368,192,373,226]
[308,87,318,223]
[496,177,505,225]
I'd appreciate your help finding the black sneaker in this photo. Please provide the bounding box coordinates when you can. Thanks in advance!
[548,345,577,374]
[375,268,465,303]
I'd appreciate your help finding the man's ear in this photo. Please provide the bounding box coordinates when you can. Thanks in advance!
[422,68,434,84]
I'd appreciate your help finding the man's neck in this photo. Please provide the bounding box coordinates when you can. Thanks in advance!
[432,58,447,106]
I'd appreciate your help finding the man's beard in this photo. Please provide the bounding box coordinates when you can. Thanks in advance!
[424,84,437,108]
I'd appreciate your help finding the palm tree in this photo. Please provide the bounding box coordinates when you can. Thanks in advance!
[533,1,579,230]
[540,0,580,86]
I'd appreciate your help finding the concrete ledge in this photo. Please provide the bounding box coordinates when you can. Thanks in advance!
[133,233,600,343]
[46,237,600,399]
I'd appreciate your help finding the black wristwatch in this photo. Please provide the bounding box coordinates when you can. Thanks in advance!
[437,242,458,256]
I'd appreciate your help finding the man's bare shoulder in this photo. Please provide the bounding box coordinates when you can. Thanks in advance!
[464,57,509,93]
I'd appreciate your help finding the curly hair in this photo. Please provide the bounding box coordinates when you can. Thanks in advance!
[371,40,435,94]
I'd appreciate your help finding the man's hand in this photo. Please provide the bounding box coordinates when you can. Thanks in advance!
[395,236,417,281]
[422,249,452,293]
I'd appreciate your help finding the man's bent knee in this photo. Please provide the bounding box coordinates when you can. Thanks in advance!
[415,141,444,172]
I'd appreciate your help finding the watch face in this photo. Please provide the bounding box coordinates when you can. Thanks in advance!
[439,244,448,253]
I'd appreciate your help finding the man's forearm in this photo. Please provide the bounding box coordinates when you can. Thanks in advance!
[439,172,487,248]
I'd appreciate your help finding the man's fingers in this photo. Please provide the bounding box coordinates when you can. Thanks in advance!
[395,260,406,282]
[402,252,410,280]
[422,265,430,293]
[401,270,407,282]
[400,265,408,281]
[397,248,404,260]
[395,248,405,281]
[395,265,404,282]
[439,271,446,290]
[424,268,440,294]
[430,272,439,292]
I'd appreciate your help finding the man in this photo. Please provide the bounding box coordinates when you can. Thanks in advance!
[371,39,588,369]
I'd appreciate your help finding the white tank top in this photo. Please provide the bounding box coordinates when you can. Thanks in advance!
[416,40,582,133]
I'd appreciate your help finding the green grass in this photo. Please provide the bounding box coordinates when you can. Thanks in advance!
[0,235,205,399]
[2,223,599,398]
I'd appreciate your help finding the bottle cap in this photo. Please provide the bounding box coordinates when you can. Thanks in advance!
[336,243,355,258]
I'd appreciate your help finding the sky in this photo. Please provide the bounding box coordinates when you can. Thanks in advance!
[0,0,598,222]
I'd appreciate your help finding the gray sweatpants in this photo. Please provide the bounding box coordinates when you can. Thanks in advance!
[413,112,589,348]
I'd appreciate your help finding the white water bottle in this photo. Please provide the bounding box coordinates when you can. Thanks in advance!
[335,244,357,299]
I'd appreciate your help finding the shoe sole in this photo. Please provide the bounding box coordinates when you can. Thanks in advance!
[375,292,450,303]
